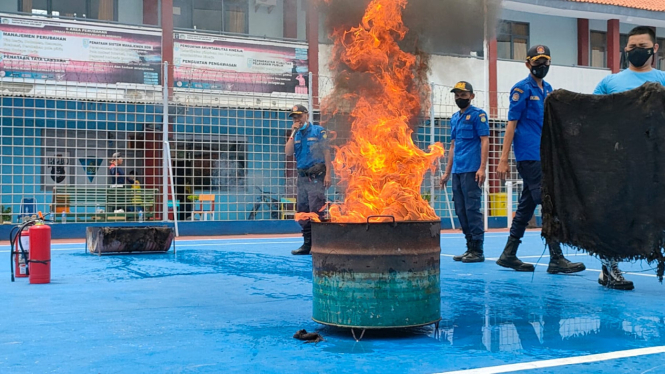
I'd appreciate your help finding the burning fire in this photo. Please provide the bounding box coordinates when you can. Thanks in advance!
[323,0,444,223]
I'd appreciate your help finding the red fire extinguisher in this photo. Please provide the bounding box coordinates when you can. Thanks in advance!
[13,226,30,278]
[10,212,51,284]
[29,221,51,284]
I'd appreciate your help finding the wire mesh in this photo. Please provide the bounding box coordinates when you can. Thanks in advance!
[0,63,535,226]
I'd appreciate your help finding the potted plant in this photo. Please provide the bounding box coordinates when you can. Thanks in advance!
[1,206,11,224]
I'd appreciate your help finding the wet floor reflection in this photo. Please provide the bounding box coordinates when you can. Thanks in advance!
[436,277,665,354]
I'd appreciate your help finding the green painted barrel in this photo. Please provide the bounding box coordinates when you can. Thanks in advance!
[311,219,441,329]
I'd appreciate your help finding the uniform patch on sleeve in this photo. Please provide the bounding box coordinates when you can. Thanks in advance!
[512,92,520,102]
[514,88,524,94]
[321,130,327,139]
[481,116,487,123]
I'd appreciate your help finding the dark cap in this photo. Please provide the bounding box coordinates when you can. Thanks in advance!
[451,81,473,94]
[527,45,551,62]
[289,104,308,117]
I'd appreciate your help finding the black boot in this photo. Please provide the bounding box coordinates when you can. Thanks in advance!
[598,261,634,290]
[496,236,535,272]
[547,242,586,274]
[462,240,485,263]
[453,238,472,261]
[291,235,312,255]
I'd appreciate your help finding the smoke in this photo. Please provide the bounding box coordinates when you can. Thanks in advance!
[320,0,502,56]
[318,0,502,138]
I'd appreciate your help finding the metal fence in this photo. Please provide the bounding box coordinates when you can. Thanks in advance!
[0,62,531,227]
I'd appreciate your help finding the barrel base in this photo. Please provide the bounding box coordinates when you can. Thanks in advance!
[312,317,442,330]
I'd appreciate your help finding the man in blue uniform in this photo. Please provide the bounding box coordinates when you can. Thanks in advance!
[497,45,586,274]
[285,105,333,255]
[592,26,665,290]
[441,81,489,263]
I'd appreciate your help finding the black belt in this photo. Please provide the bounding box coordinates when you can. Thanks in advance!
[298,170,324,178]
[298,165,326,178]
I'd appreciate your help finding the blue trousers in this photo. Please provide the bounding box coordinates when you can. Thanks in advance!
[296,174,326,238]
[509,161,542,239]
[452,172,484,241]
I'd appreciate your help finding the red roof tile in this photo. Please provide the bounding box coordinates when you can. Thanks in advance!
[569,0,665,12]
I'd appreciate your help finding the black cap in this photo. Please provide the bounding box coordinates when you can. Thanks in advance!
[451,81,473,94]
[289,104,308,117]
[527,45,551,62]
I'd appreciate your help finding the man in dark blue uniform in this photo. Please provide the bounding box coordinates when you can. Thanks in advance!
[285,105,332,255]
[496,45,585,274]
[441,81,489,263]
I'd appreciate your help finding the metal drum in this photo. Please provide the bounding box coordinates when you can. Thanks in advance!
[311,217,441,329]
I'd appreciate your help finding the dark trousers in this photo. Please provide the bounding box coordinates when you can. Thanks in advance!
[296,174,326,239]
[510,161,542,239]
[452,172,484,242]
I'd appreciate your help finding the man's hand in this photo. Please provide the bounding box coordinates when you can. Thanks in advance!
[291,122,302,132]
[475,168,486,187]
[324,174,332,188]
[497,159,510,180]
[440,172,451,187]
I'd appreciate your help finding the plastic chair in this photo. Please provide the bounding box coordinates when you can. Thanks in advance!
[191,194,216,221]
[19,197,36,222]
[280,198,296,220]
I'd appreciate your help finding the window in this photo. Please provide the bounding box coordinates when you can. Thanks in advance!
[496,21,529,60]
[174,0,249,34]
[590,31,606,68]
[20,0,117,21]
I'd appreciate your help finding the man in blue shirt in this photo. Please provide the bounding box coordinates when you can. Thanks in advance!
[497,45,586,274]
[108,152,126,185]
[285,105,333,255]
[440,81,489,263]
[592,26,665,291]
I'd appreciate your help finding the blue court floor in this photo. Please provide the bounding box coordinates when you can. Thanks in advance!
[2,231,665,374]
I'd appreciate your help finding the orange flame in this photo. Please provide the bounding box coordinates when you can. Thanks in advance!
[295,212,322,223]
[324,0,444,223]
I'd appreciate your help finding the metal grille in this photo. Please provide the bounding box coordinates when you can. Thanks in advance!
[0,64,532,227]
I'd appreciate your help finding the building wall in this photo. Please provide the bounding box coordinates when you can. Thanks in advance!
[118,0,144,25]
[319,45,488,92]
[501,9,579,67]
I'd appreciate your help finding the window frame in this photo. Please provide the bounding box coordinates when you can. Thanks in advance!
[18,0,118,22]
[496,20,530,61]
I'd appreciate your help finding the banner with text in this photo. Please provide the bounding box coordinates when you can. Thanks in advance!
[0,14,161,85]
[174,32,309,95]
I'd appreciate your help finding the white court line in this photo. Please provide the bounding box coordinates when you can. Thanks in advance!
[434,345,665,374]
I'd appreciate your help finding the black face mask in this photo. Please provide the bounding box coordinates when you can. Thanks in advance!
[530,64,550,79]
[627,47,654,68]
[455,98,471,109]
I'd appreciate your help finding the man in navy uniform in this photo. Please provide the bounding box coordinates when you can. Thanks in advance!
[285,105,333,255]
[496,45,586,274]
[441,81,489,263]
